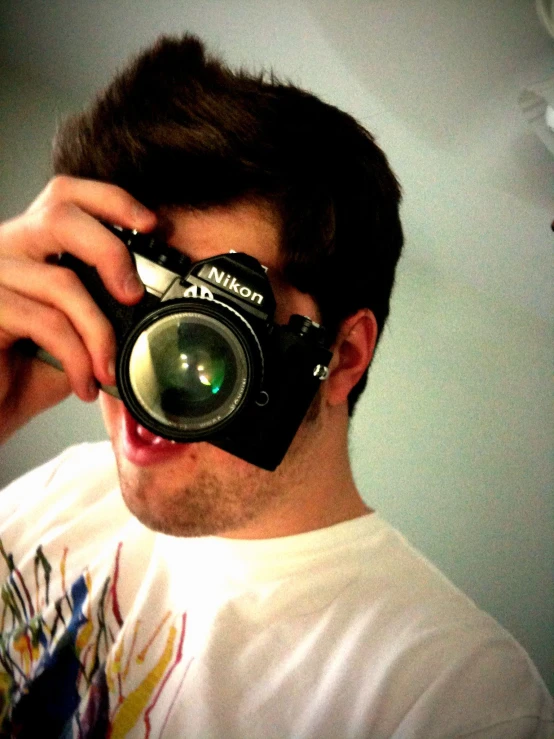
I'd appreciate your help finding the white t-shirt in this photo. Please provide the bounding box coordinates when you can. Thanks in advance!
[0,441,552,738]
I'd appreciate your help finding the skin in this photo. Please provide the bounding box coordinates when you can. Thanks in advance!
[0,177,376,539]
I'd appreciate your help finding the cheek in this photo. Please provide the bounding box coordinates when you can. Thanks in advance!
[99,393,122,438]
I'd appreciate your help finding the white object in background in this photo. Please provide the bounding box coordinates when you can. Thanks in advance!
[519,76,554,156]
[536,0,554,38]
[546,105,554,133]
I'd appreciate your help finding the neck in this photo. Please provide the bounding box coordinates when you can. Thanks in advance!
[222,404,372,540]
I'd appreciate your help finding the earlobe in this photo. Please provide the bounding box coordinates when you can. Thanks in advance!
[325,309,378,407]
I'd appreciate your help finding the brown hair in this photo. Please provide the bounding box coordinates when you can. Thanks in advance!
[53,34,403,414]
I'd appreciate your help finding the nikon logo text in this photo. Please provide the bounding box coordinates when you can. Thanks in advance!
[207,266,263,305]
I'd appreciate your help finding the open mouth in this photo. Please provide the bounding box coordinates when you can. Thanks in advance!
[121,408,187,466]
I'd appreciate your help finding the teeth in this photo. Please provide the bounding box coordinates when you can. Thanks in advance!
[136,424,159,443]
[136,423,178,446]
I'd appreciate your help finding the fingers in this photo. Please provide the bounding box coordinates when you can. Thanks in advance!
[0,258,117,386]
[25,204,146,305]
[0,176,156,417]
[3,176,157,305]
[27,175,155,234]
[0,285,99,402]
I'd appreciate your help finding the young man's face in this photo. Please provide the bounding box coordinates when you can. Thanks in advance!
[100,200,322,538]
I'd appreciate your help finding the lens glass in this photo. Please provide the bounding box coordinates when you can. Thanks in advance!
[128,312,249,431]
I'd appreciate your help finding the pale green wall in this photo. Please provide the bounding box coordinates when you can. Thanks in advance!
[351,258,553,691]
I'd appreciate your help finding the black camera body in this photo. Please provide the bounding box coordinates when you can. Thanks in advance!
[57,225,332,471]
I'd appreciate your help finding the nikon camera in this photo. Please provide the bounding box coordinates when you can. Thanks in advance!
[33,224,332,471]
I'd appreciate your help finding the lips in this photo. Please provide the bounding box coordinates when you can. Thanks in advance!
[121,407,188,466]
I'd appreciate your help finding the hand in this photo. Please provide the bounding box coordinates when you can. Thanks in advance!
[0,176,157,442]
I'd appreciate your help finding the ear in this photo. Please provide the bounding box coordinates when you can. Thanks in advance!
[325,309,378,407]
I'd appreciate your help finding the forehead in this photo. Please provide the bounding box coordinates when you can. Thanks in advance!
[157,201,320,324]
[159,201,282,271]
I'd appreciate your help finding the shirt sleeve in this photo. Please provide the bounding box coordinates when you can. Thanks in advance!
[390,622,554,739]
[455,715,554,738]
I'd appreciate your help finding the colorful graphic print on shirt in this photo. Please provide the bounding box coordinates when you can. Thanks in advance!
[0,539,189,738]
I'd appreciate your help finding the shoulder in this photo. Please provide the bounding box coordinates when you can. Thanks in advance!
[0,440,116,515]
[0,441,126,561]
[330,515,554,737]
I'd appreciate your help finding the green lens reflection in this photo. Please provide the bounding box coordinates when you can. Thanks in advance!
[128,311,248,432]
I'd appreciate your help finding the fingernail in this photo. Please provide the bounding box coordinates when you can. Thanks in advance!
[125,271,144,297]
[133,202,153,221]
[107,358,116,381]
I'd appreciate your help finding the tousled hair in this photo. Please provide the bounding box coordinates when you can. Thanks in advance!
[53,34,403,415]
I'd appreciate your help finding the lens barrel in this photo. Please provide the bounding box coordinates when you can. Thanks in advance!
[117,301,261,439]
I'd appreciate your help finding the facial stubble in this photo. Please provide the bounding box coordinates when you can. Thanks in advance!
[116,391,323,538]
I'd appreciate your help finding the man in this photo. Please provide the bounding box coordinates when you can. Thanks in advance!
[0,35,552,738]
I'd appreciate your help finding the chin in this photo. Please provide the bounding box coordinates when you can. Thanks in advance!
[98,394,296,539]
[114,451,275,538]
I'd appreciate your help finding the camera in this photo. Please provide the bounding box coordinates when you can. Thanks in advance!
[36,224,332,471]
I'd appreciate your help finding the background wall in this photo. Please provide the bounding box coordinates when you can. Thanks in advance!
[0,0,552,690]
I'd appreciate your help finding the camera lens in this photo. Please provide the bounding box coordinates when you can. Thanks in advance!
[121,307,254,435]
